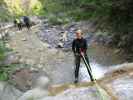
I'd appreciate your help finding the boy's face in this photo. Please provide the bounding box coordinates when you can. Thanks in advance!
[76,32,82,39]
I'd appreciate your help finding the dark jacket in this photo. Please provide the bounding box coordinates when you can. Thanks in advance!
[23,16,29,24]
[72,37,87,54]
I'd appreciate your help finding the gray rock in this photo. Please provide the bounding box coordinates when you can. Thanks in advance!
[4,53,20,65]
[57,42,64,48]
[21,38,27,41]
[18,76,50,100]
[0,81,22,100]
[36,76,50,88]
[40,87,110,100]
[18,88,49,100]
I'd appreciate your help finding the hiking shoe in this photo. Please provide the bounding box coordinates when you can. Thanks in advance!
[74,78,78,84]
[91,78,96,82]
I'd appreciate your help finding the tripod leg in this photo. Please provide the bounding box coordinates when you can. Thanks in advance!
[84,55,92,72]
[81,55,94,81]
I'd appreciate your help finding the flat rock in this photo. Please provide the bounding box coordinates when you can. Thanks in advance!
[0,81,22,100]
[21,38,27,41]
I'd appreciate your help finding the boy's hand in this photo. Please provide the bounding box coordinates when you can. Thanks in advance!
[74,53,80,56]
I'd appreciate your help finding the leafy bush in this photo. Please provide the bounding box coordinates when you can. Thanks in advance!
[53,0,133,51]
[47,14,70,25]
[0,41,9,80]
[1,0,133,50]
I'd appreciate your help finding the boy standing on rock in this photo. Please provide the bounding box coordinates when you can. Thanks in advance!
[72,30,94,83]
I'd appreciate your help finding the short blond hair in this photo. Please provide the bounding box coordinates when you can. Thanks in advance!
[76,30,83,34]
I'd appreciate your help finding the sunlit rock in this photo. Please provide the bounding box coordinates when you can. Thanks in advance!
[18,76,50,100]
[57,42,64,48]
[21,38,27,41]
[36,76,50,88]
[0,81,22,100]
[4,53,21,65]
[18,88,49,100]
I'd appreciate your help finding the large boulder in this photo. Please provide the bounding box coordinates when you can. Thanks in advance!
[0,81,22,100]
[18,76,50,100]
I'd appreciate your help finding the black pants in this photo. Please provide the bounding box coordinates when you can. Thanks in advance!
[17,23,22,30]
[25,22,30,30]
[75,53,94,81]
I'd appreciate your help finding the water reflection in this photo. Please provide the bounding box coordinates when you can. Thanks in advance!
[80,62,107,82]
[51,44,132,84]
[79,44,131,82]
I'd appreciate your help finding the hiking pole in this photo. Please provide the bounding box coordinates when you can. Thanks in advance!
[80,51,109,100]
[81,53,94,81]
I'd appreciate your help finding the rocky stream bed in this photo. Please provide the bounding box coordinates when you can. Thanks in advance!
[0,20,133,100]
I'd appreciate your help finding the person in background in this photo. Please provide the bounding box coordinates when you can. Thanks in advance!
[23,16,31,30]
[15,18,22,30]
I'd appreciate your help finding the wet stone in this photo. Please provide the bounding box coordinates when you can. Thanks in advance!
[10,68,50,92]
[4,53,21,65]
[0,81,22,100]
[21,38,27,41]
[11,68,33,91]
[108,76,133,100]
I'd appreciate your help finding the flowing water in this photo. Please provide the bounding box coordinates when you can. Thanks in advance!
[50,43,131,85]
[81,44,129,81]
[37,24,132,85]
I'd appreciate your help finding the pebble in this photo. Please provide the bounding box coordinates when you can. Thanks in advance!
[36,76,50,88]
[18,88,49,100]
[21,38,27,41]
[57,42,64,48]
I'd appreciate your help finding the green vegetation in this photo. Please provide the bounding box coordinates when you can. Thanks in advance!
[0,64,15,81]
[0,0,43,21]
[38,0,133,51]
[0,40,21,81]
[0,63,30,81]
[0,41,10,81]
[0,0,133,50]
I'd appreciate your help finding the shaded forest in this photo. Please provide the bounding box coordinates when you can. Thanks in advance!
[0,0,133,51]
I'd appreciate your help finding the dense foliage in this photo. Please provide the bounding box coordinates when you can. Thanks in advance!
[0,0,133,50]
[39,0,133,51]
[0,41,10,81]
[0,0,43,21]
